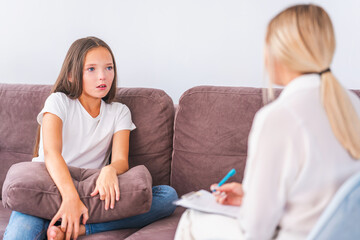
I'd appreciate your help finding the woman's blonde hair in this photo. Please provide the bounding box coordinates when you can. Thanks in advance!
[265,4,360,159]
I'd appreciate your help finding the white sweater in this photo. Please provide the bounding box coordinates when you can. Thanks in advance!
[240,74,360,239]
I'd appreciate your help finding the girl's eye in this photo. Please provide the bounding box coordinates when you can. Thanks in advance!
[88,67,95,72]
[107,66,113,71]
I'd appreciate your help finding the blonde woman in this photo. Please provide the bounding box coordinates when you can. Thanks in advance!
[175,4,360,240]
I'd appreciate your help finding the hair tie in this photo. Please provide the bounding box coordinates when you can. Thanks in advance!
[319,68,331,75]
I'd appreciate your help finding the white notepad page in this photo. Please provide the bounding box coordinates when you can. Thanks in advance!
[174,189,241,218]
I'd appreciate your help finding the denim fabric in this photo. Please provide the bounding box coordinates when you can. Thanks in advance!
[85,185,178,234]
[3,211,49,240]
[307,172,360,240]
[3,185,178,240]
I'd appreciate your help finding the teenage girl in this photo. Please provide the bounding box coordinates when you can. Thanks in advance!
[4,37,178,240]
[175,4,360,240]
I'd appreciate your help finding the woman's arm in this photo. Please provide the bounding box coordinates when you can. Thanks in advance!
[42,112,89,240]
[90,130,131,210]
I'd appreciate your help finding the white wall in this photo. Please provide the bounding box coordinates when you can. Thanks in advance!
[1,0,359,103]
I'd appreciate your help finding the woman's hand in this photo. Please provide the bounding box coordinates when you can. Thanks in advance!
[48,195,89,240]
[210,182,244,206]
[91,165,120,210]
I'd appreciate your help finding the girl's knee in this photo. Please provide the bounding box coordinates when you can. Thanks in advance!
[153,185,178,216]
[154,185,178,202]
[4,211,48,240]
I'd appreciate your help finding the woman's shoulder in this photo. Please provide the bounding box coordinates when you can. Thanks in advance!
[256,99,293,120]
[253,98,301,133]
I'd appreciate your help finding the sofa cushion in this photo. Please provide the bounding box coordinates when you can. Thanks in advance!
[0,84,52,197]
[124,207,185,240]
[171,86,264,196]
[78,229,139,240]
[114,88,175,186]
[0,200,12,238]
[2,162,152,223]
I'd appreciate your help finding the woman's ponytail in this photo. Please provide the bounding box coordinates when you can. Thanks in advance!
[321,71,360,159]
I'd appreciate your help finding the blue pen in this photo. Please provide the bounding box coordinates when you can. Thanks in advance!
[212,168,236,192]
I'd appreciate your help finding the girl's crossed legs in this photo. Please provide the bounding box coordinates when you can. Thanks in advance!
[3,185,178,240]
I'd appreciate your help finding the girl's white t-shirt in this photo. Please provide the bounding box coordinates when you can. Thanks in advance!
[32,92,136,169]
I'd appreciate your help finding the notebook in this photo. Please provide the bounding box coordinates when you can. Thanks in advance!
[174,189,241,218]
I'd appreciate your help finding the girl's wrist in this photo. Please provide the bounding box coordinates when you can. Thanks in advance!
[107,160,129,175]
[61,189,80,201]
[105,164,118,174]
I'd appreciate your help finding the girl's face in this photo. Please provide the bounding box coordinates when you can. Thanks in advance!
[81,47,114,101]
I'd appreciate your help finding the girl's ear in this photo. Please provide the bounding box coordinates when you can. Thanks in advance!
[68,73,73,83]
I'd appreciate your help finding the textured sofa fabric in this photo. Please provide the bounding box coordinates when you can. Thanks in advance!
[171,86,264,196]
[0,84,53,238]
[114,88,175,186]
[2,163,152,223]
[0,84,51,196]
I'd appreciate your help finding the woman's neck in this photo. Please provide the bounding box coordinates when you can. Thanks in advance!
[281,71,303,86]
[273,62,302,86]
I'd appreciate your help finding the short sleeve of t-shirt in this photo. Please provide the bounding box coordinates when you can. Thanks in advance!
[37,92,67,125]
[114,103,136,133]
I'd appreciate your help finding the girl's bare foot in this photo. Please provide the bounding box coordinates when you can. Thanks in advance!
[47,226,65,240]
[47,224,86,240]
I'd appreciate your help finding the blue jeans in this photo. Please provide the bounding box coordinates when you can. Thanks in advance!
[3,185,178,240]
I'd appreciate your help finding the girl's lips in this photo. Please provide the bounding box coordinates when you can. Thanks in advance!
[96,84,107,89]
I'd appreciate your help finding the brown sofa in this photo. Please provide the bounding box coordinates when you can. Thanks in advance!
[0,83,266,239]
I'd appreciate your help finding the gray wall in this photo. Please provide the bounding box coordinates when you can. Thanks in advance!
[1,0,359,102]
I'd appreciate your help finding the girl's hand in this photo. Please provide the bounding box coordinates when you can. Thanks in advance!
[210,182,244,206]
[91,165,120,210]
[48,196,89,240]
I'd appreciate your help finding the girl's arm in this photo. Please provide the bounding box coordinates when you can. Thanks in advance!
[90,130,131,210]
[42,112,89,240]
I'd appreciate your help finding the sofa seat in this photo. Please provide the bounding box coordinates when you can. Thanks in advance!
[0,202,184,240]
[0,201,11,238]
[78,207,184,240]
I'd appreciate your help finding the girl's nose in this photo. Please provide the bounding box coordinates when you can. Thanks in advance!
[98,70,106,80]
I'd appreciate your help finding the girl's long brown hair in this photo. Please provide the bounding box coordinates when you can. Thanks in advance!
[33,36,118,157]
